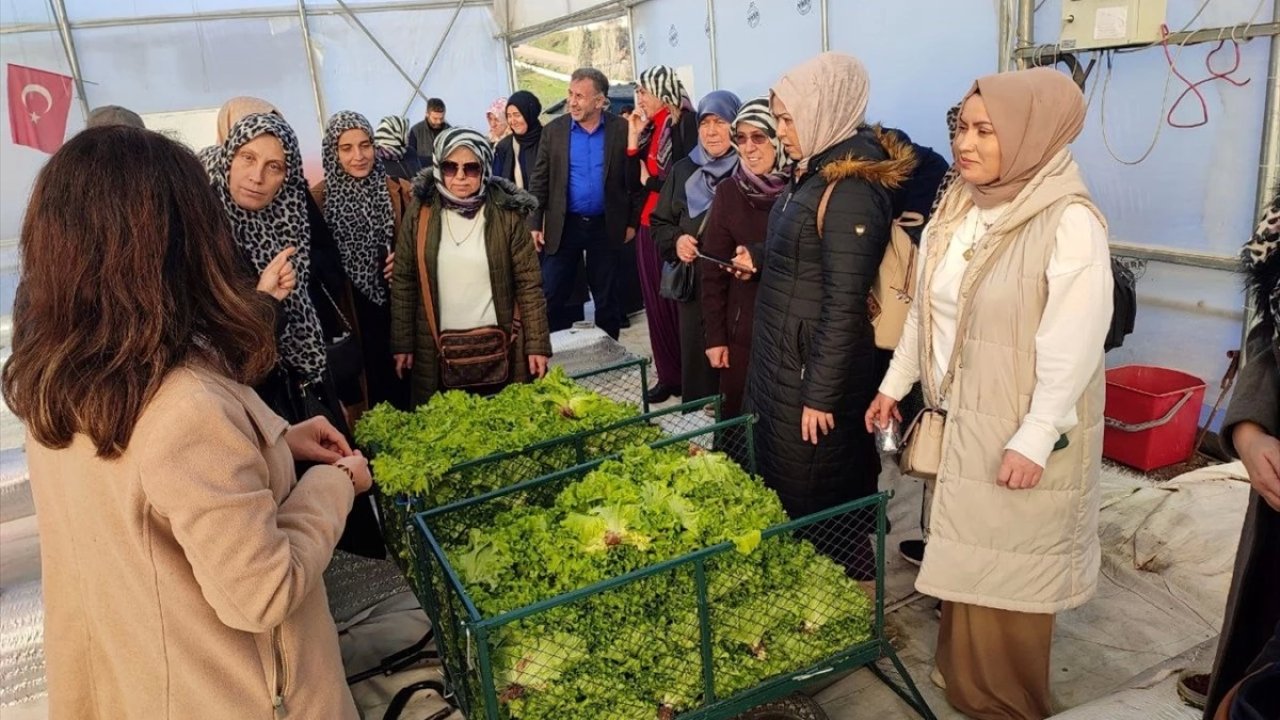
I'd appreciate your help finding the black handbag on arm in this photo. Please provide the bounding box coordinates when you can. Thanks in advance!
[658,214,709,302]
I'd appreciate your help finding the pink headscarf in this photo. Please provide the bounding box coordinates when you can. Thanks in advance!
[486,97,509,144]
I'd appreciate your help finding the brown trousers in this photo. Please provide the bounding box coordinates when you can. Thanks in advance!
[937,601,1056,720]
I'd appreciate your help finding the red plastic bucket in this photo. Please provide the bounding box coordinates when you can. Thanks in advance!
[1103,366,1207,472]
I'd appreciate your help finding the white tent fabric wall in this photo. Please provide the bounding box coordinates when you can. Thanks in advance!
[0,0,510,246]
[1034,0,1275,408]
[631,0,716,100]
[711,0,825,101]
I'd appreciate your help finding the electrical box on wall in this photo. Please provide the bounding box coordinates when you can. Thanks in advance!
[1059,0,1168,51]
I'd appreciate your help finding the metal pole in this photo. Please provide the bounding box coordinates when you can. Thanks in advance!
[297,0,327,132]
[997,0,1012,72]
[1016,0,1034,70]
[401,0,467,117]
[1243,17,1280,358]
[820,0,829,52]
[334,0,429,105]
[706,0,718,89]
[627,6,639,79]
[47,0,90,119]
[1014,21,1280,61]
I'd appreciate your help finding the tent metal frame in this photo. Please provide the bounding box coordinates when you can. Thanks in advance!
[7,0,1279,357]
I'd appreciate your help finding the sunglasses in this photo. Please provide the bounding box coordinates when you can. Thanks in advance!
[735,131,771,146]
[440,161,483,179]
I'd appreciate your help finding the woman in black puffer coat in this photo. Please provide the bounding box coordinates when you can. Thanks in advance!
[742,53,915,578]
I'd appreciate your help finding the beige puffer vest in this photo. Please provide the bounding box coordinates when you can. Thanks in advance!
[914,150,1107,614]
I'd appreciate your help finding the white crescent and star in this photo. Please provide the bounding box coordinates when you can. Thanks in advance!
[20,83,54,124]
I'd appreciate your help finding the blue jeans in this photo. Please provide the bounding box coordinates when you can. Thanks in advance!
[541,215,621,339]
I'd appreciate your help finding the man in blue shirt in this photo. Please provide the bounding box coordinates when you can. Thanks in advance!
[528,68,643,340]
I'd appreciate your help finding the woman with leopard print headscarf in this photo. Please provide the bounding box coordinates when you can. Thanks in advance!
[312,110,414,413]
[1203,184,1280,720]
[209,112,386,559]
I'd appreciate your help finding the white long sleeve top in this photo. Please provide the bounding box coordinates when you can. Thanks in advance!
[879,202,1113,467]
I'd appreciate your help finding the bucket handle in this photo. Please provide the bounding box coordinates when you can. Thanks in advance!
[1104,388,1196,433]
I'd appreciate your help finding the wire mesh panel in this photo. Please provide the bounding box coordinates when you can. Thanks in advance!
[410,420,889,720]
[567,357,651,412]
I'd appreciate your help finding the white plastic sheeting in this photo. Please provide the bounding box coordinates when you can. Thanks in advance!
[0,0,509,242]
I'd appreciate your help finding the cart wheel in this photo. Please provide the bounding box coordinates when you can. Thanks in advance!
[734,693,829,720]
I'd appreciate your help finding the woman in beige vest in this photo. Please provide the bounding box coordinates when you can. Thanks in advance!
[867,68,1113,720]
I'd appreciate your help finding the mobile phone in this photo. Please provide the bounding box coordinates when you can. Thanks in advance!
[695,249,740,271]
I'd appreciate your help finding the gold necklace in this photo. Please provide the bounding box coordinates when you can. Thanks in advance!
[445,211,482,247]
[964,216,997,261]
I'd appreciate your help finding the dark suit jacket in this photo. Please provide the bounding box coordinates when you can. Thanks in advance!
[527,112,643,255]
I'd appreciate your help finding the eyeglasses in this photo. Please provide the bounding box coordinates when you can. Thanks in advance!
[734,132,771,146]
[440,161,483,179]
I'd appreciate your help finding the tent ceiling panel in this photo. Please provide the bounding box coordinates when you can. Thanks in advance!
[505,0,622,38]
[0,0,55,26]
[631,0,712,100]
[310,6,508,138]
[69,17,325,163]
[711,0,822,100]
[62,0,299,22]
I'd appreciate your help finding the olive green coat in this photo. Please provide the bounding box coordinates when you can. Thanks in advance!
[390,171,552,406]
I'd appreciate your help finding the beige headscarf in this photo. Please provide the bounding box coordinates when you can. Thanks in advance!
[770,52,870,171]
[216,96,279,144]
[963,68,1086,209]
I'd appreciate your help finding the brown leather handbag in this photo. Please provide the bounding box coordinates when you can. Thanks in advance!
[415,205,520,390]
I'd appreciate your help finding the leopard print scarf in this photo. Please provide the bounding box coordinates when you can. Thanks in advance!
[928,103,963,219]
[208,112,328,384]
[1244,184,1280,345]
[322,111,393,306]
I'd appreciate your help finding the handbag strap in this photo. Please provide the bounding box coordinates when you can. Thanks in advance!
[414,204,521,346]
[415,204,443,348]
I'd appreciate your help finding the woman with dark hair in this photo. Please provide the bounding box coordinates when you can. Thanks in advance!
[208,112,384,558]
[4,126,368,719]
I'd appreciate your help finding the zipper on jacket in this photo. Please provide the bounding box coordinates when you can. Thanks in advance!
[271,626,289,718]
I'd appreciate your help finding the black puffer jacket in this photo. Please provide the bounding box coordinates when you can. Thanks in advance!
[744,128,915,518]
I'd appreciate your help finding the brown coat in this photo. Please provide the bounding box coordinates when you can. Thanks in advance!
[391,171,552,406]
[27,364,358,720]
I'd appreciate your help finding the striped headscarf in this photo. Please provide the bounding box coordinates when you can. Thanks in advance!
[639,65,686,108]
[322,111,394,306]
[208,112,327,384]
[433,127,494,218]
[732,97,790,203]
[374,115,409,160]
[638,65,694,177]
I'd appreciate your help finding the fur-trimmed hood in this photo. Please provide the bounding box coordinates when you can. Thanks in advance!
[816,125,918,190]
[409,167,539,215]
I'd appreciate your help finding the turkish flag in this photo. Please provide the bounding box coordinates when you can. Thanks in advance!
[7,64,74,154]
